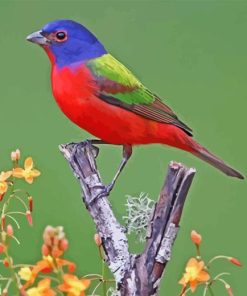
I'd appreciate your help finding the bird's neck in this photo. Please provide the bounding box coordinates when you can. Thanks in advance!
[44,42,107,69]
[51,62,96,100]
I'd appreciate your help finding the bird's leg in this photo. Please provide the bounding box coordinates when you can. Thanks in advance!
[110,144,132,189]
[89,141,133,193]
[70,140,132,201]
[96,144,132,199]
[90,139,107,145]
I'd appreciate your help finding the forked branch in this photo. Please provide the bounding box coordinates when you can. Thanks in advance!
[59,141,196,296]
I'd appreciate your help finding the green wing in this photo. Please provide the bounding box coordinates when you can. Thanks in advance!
[87,54,193,136]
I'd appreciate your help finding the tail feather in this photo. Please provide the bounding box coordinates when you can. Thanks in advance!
[191,142,244,179]
[158,125,244,179]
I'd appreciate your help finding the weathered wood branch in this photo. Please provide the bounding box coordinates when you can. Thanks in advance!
[59,141,196,296]
[120,162,196,295]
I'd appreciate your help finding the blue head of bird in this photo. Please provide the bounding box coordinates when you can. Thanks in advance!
[27,20,107,68]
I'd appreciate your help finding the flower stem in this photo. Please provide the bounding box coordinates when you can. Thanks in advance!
[12,195,28,211]
[208,286,215,296]
[0,182,21,294]
[91,281,102,295]
[5,215,20,229]
[5,211,25,215]
[196,245,201,259]
[213,272,230,281]
[53,257,64,283]
[13,264,35,269]
[203,285,208,296]
[83,273,102,278]
[207,255,228,267]
[102,259,107,296]
[4,248,19,293]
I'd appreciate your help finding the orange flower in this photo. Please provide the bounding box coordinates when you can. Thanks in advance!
[26,278,55,296]
[23,256,76,288]
[0,171,12,195]
[58,274,90,296]
[56,257,76,273]
[18,267,33,281]
[13,157,40,184]
[190,230,202,246]
[179,258,210,292]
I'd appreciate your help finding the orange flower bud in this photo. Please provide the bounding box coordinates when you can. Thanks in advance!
[41,244,50,256]
[11,149,20,162]
[3,258,9,268]
[52,247,62,258]
[26,211,33,226]
[53,236,59,246]
[191,230,202,245]
[42,225,68,259]
[94,233,102,247]
[225,284,233,296]
[0,193,5,201]
[1,214,5,231]
[1,231,7,242]
[229,257,242,267]
[0,243,5,253]
[68,262,76,273]
[43,235,52,246]
[15,149,21,160]
[6,224,14,237]
[11,152,16,161]
[28,196,33,212]
[19,285,27,296]
[60,238,69,251]
[2,288,8,296]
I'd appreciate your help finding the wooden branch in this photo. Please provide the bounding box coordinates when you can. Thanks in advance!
[59,142,131,283]
[120,162,196,295]
[59,141,196,296]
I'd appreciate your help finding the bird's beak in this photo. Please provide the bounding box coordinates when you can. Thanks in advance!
[26,30,50,45]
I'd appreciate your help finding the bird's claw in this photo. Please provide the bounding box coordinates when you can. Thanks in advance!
[97,182,114,199]
[90,182,114,203]
[70,140,99,160]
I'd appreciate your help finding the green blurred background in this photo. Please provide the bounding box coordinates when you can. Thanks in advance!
[0,0,246,295]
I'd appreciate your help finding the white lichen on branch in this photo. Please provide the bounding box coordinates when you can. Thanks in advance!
[123,192,155,243]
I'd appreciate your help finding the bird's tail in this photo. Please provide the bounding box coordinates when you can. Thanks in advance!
[158,124,244,179]
[190,139,244,179]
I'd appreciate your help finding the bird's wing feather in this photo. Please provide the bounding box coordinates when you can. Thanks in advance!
[87,54,193,136]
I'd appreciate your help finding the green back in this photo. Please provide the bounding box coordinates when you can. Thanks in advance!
[87,54,155,105]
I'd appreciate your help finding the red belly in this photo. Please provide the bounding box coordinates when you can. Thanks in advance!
[51,64,191,151]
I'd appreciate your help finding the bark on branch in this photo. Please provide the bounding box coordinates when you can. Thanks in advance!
[59,141,196,296]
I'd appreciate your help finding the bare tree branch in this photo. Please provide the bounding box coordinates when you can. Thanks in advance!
[59,141,196,296]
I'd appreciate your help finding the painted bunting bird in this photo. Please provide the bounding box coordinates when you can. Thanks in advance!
[26,20,244,194]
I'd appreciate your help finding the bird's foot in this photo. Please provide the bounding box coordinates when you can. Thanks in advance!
[97,182,114,199]
[70,140,99,160]
[89,182,114,204]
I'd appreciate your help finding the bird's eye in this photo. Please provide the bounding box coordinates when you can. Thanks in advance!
[55,31,67,42]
